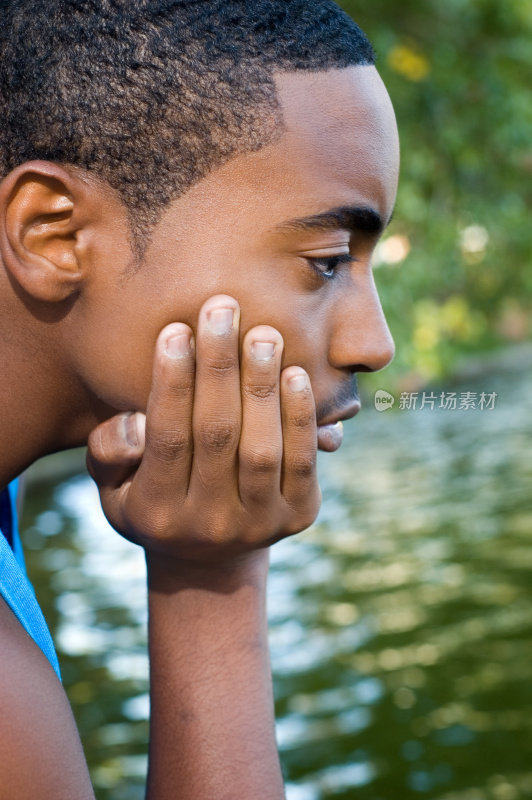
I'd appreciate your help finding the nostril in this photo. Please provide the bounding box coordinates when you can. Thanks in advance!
[352,335,395,374]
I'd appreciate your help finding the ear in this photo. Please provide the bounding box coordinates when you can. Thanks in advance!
[0,161,90,303]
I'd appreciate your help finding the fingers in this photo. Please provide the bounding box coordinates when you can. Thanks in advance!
[238,325,284,504]
[133,322,195,502]
[87,412,146,488]
[88,293,321,556]
[280,366,321,520]
[189,296,242,492]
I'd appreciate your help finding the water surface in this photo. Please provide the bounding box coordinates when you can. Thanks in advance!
[21,364,532,799]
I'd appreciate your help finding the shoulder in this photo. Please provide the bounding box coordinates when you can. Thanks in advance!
[0,596,95,800]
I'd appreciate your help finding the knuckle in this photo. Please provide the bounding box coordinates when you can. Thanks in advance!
[148,428,190,463]
[242,446,280,474]
[287,409,315,429]
[146,512,175,541]
[197,420,239,453]
[207,353,238,378]
[129,490,176,540]
[87,425,116,465]
[242,381,277,401]
[288,487,321,532]
[286,451,316,478]
[205,517,231,544]
[87,427,105,460]
[197,510,239,547]
[164,374,195,399]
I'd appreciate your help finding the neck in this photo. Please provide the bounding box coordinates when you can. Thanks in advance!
[0,312,109,490]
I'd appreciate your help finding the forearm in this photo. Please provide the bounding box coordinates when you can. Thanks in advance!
[145,548,284,800]
[86,298,319,799]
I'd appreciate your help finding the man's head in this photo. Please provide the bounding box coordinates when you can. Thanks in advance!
[1,0,375,245]
[0,0,399,458]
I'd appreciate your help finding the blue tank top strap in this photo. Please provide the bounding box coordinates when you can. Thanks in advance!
[0,481,61,680]
[2,479,26,570]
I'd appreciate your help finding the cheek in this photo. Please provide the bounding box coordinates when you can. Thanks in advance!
[72,283,191,412]
[73,316,159,412]
[230,266,335,371]
[244,301,329,377]
[81,250,335,412]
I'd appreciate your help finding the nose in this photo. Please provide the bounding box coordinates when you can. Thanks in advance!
[328,273,395,373]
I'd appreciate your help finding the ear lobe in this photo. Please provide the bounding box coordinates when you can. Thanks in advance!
[0,162,84,303]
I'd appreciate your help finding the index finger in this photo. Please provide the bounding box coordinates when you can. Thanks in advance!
[132,322,195,506]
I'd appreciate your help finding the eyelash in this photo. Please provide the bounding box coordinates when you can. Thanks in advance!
[306,253,355,280]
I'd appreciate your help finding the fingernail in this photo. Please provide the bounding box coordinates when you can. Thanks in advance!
[124,413,139,447]
[166,332,192,358]
[207,307,234,335]
[251,341,275,361]
[289,373,308,392]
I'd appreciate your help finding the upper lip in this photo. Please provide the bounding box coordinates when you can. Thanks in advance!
[317,399,361,427]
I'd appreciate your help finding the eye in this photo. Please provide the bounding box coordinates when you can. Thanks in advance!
[306,253,355,279]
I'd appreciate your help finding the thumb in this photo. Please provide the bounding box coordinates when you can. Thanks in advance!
[86,412,146,488]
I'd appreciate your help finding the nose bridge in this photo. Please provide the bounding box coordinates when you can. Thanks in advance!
[329,273,395,373]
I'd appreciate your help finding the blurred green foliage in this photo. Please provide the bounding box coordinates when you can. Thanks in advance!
[339,0,532,387]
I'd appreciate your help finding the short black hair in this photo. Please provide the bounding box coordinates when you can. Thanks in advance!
[0,0,375,243]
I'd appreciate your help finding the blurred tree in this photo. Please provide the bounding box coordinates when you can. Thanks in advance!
[339,0,532,387]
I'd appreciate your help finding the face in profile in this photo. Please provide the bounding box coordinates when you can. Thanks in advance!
[70,65,399,431]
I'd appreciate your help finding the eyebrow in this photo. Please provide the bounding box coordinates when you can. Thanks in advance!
[274,205,391,237]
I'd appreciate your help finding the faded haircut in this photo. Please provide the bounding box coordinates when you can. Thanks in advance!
[0,0,375,244]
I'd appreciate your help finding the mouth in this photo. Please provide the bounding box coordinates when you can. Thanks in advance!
[317,399,361,452]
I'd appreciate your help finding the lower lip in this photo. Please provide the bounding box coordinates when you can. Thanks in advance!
[317,421,344,452]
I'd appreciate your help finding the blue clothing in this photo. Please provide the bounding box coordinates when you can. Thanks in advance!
[0,481,61,679]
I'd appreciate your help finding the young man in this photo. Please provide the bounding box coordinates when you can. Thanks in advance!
[0,1,399,797]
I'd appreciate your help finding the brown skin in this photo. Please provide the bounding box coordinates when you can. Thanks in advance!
[0,66,399,798]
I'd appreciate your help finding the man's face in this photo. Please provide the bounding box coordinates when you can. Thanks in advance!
[74,66,399,442]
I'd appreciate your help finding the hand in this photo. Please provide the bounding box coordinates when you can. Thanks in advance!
[86,295,321,562]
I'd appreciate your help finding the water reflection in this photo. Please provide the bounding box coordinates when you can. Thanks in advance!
[21,365,532,800]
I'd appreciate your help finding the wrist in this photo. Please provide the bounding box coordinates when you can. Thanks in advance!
[146,546,270,593]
